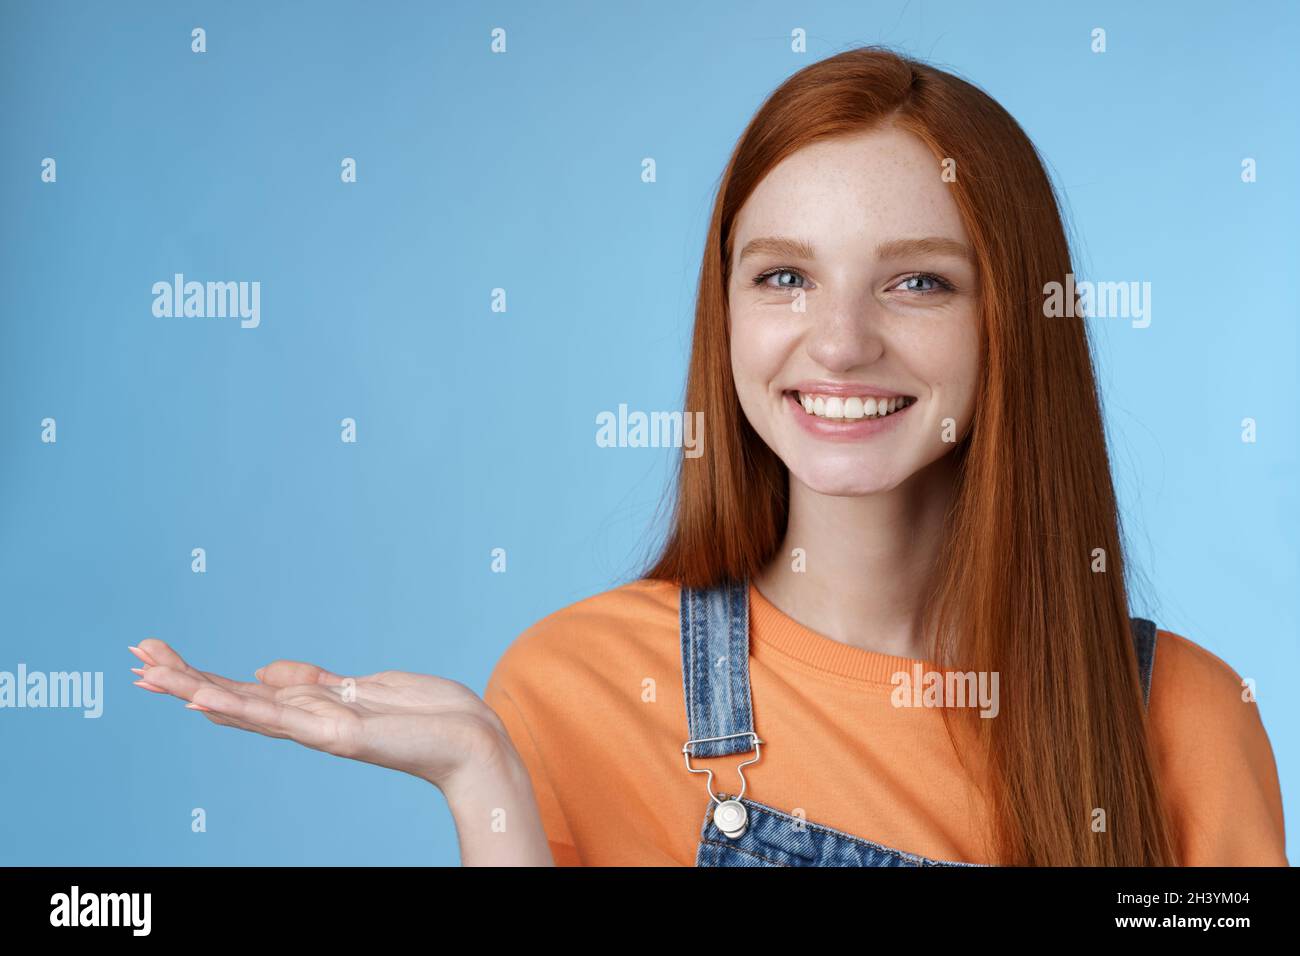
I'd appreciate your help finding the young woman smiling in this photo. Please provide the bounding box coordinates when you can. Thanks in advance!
[129,47,1287,867]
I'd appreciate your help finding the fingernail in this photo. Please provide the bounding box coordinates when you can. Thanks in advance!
[130,667,145,677]
[128,645,157,666]
[133,680,167,693]
[185,702,212,712]
[254,667,265,681]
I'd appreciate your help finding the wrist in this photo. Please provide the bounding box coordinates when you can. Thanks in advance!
[434,726,525,802]
[436,738,554,866]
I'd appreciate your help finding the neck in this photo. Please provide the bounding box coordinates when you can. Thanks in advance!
[754,456,959,660]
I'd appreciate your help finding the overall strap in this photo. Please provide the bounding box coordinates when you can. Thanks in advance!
[1129,617,1158,710]
[680,578,755,758]
[678,582,1159,736]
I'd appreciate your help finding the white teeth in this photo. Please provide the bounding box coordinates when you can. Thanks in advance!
[794,391,912,421]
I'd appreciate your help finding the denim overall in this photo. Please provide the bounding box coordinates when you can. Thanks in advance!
[680,578,1158,867]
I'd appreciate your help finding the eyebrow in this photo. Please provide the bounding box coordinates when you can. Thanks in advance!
[735,235,975,265]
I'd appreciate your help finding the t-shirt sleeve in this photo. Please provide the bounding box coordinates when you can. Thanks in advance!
[1147,630,1288,866]
[483,662,582,866]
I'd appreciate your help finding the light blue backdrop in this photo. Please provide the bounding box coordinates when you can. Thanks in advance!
[1,0,1294,865]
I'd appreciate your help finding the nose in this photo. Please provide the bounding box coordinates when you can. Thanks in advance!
[802,295,886,372]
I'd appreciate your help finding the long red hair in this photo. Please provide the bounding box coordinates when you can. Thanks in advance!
[642,46,1177,866]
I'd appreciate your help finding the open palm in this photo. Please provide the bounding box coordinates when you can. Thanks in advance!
[129,639,509,789]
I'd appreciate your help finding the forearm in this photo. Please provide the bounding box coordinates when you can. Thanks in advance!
[438,747,557,866]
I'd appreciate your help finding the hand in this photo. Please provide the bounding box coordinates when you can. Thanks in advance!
[128,639,512,791]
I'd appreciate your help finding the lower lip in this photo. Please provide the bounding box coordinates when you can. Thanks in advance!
[785,392,913,442]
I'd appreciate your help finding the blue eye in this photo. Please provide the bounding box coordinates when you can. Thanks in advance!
[895,273,953,294]
[752,268,806,289]
[749,269,955,294]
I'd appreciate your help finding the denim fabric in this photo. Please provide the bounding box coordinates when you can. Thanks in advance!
[680,578,754,758]
[696,793,988,867]
[680,577,1159,868]
[1130,616,1157,708]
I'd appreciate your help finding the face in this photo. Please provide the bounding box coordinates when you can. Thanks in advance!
[728,123,981,497]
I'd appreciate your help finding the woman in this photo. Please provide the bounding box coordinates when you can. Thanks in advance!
[130,46,1287,866]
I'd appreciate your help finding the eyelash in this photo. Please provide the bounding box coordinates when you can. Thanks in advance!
[750,267,955,295]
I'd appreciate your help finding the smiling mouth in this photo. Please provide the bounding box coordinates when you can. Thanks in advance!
[785,389,917,422]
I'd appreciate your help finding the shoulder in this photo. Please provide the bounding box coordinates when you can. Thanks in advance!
[1146,627,1288,865]
[1147,626,1268,752]
[485,577,681,698]
[479,579,679,866]
[1147,627,1278,750]
[1150,628,1253,701]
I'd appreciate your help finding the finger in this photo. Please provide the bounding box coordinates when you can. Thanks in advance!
[134,641,240,695]
[255,659,347,688]
[133,657,281,703]
[131,665,210,702]
[134,664,270,707]
[191,684,342,751]
[135,638,191,671]
[136,640,250,694]
[185,699,286,737]
[193,685,336,746]
[193,669,279,700]
[128,645,158,667]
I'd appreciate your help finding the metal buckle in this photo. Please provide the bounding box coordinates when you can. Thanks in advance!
[681,731,763,804]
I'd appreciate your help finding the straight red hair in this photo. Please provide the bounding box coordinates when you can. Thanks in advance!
[643,46,1178,866]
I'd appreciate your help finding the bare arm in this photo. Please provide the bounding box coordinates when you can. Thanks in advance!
[130,640,558,866]
[440,743,556,866]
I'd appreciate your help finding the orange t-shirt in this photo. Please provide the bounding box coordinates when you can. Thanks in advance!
[482,577,1288,866]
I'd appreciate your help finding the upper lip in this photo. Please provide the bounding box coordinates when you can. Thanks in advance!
[784,380,914,399]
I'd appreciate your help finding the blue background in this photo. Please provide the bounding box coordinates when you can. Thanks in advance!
[1,0,1294,864]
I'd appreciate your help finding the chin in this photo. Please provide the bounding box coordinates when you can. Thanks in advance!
[789,464,901,497]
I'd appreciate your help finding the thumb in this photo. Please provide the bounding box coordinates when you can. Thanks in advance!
[255,659,345,687]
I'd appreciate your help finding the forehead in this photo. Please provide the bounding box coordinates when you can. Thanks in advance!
[730,124,968,256]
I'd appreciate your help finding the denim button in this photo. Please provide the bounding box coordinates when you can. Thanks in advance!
[713,799,748,839]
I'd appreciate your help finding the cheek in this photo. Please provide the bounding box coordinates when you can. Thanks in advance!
[729,310,792,392]
[909,310,981,402]
[950,314,982,414]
